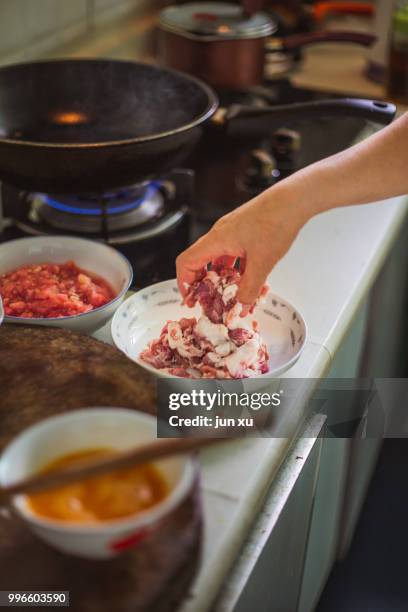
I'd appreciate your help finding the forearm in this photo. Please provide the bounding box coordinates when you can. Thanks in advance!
[177,112,408,305]
[257,111,408,222]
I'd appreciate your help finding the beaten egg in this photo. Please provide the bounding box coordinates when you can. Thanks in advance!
[26,449,168,523]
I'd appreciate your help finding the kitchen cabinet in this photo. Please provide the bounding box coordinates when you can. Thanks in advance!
[298,297,370,612]
[212,415,326,612]
[300,217,408,610]
[298,437,350,612]
[337,217,408,559]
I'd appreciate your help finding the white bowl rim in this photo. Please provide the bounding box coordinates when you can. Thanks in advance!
[111,278,308,380]
[0,407,196,534]
[0,235,133,323]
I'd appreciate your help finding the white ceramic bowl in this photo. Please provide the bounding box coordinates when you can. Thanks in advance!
[0,408,196,560]
[111,279,307,381]
[0,236,132,332]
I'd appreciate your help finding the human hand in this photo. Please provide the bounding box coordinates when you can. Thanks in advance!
[176,189,307,310]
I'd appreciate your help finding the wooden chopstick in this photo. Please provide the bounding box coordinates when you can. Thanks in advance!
[0,437,228,503]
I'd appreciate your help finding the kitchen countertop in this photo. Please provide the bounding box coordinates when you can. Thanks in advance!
[290,42,384,99]
[57,11,408,611]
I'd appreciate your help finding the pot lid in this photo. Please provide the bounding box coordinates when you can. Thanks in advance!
[159,2,276,40]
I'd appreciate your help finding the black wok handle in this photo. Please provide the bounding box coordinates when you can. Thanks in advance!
[215,98,396,138]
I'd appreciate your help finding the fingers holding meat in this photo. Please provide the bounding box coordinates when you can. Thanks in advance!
[176,224,243,297]
[176,190,303,308]
[237,255,271,310]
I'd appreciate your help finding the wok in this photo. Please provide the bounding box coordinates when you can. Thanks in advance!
[0,59,396,194]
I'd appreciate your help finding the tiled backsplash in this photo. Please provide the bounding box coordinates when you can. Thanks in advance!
[0,0,160,65]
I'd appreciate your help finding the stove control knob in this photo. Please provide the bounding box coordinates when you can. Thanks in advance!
[245,148,278,192]
[271,128,301,179]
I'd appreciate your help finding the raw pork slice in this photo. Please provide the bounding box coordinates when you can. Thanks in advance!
[140,261,269,379]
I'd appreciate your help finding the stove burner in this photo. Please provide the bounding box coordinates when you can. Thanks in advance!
[32,182,165,233]
[0,170,193,256]
[42,183,159,216]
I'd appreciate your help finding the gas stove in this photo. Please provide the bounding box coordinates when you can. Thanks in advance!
[0,79,368,289]
[188,79,367,227]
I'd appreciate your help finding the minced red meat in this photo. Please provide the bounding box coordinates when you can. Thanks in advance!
[140,260,269,379]
[0,261,115,318]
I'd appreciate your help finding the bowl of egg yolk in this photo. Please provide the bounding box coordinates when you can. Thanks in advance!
[0,408,197,559]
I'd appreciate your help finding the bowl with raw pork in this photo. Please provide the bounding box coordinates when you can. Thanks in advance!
[111,267,307,381]
[0,236,132,332]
